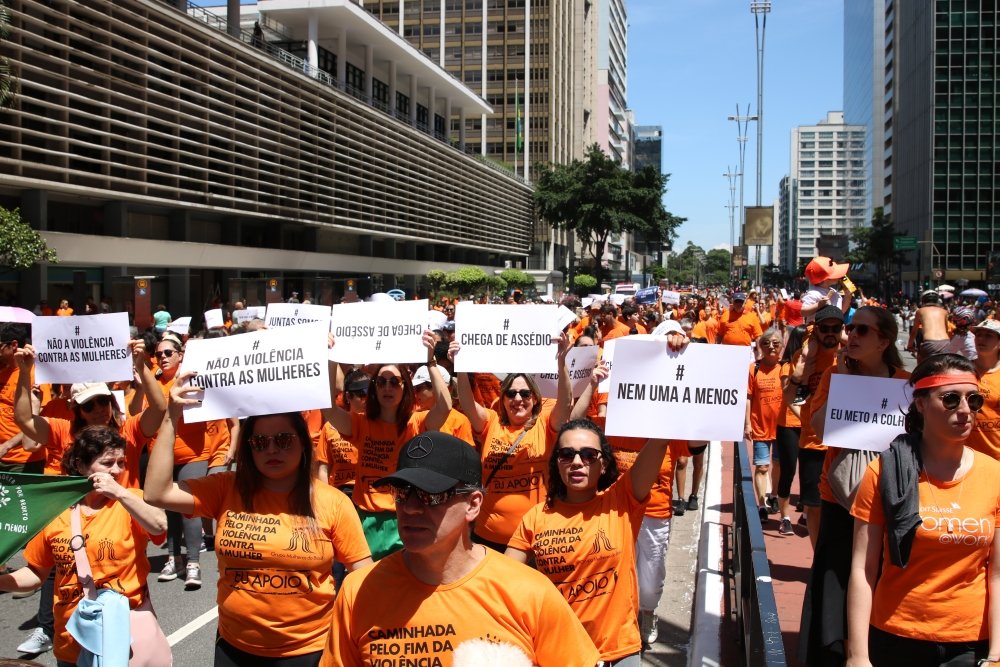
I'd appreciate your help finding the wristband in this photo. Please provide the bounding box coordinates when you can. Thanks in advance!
[977,659,999,666]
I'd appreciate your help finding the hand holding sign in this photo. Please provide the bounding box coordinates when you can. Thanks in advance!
[31,312,133,384]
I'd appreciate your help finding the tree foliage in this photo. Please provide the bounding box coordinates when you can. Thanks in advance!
[664,242,729,287]
[499,268,534,290]
[845,208,907,296]
[0,2,16,109]
[0,206,57,271]
[572,273,598,296]
[534,144,685,286]
[648,265,667,283]
[425,269,447,295]
[444,266,490,294]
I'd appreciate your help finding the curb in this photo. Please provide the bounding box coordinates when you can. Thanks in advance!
[688,440,724,667]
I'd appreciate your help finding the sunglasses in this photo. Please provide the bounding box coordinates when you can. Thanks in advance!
[845,323,879,337]
[247,432,297,452]
[375,376,403,388]
[555,447,603,464]
[937,391,985,412]
[387,483,475,507]
[154,349,177,359]
[347,389,368,399]
[79,395,112,413]
[504,389,533,400]
[816,323,843,335]
[760,340,781,348]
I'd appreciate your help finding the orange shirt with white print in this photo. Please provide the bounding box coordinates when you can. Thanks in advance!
[0,365,43,464]
[187,472,370,657]
[321,548,600,667]
[412,408,475,446]
[349,411,421,513]
[318,422,358,488]
[23,491,164,664]
[509,473,646,661]
[748,361,784,441]
[154,376,227,464]
[43,416,146,487]
[795,345,839,451]
[777,362,802,429]
[475,405,558,545]
[609,435,681,520]
[852,453,1000,642]
[968,366,1000,461]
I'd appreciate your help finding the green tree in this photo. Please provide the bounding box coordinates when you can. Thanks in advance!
[0,206,57,271]
[648,264,667,283]
[534,144,685,287]
[572,273,598,296]
[444,266,490,295]
[845,208,906,296]
[425,269,447,296]
[0,1,16,109]
[499,268,534,291]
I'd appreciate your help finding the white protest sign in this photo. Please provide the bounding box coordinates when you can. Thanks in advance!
[606,340,749,441]
[204,309,223,329]
[329,299,429,364]
[32,313,132,384]
[233,309,255,325]
[823,374,911,452]
[265,302,332,328]
[662,290,681,306]
[179,322,330,423]
[531,345,599,399]
[780,288,790,300]
[597,339,616,394]
[167,317,191,336]
[251,306,266,319]
[555,305,578,333]
[453,304,559,373]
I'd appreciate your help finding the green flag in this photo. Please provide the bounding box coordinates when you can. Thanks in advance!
[0,473,92,565]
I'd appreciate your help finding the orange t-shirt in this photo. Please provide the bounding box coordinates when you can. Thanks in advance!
[717,309,763,346]
[599,320,632,346]
[40,396,73,422]
[318,422,358,488]
[796,346,839,451]
[747,361,783,441]
[187,472,370,657]
[852,453,1000,642]
[509,474,645,661]
[411,408,474,446]
[471,373,502,414]
[968,367,1000,461]
[23,492,163,664]
[302,409,324,453]
[776,362,802,429]
[475,406,558,544]
[349,411,421,513]
[691,320,709,340]
[0,365,43,464]
[609,436,680,519]
[205,425,233,469]
[321,548,600,667]
[56,307,73,317]
[705,317,720,344]
[154,376,227,464]
[43,416,146,487]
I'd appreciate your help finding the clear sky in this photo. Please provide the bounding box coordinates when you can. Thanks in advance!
[627,0,843,253]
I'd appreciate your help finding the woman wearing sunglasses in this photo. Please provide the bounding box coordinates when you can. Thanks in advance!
[799,305,909,667]
[505,419,670,665]
[324,332,452,560]
[450,334,573,551]
[846,354,1000,667]
[145,384,372,667]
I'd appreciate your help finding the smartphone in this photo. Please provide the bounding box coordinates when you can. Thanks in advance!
[842,276,857,295]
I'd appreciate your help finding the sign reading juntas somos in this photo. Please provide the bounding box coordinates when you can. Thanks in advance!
[822,374,912,452]
[605,340,750,441]
[264,302,332,328]
[531,345,599,399]
[328,299,430,365]
[453,303,561,374]
[178,321,330,423]
[31,312,133,384]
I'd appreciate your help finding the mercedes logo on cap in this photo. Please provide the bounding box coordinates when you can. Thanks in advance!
[406,436,434,459]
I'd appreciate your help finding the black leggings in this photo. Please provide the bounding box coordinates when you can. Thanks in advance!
[869,625,988,667]
[774,426,801,499]
[215,638,321,667]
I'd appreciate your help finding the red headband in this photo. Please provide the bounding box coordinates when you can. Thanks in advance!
[912,373,979,391]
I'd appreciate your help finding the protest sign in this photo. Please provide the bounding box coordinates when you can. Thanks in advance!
[453,303,560,373]
[779,288,789,300]
[0,307,33,324]
[532,345,599,399]
[233,309,254,325]
[822,374,911,452]
[32,313,132,384]
[179,322,330,423]
[329,299,429,364]
[204,309,223,329]
[264,302,332,328]
[662,290,681,306]
[635,287,659,305]
[168,317,191,336]
[606,340,749,441]
[0,473,93,565]
[597,339,616,394]
[555,305,578,333]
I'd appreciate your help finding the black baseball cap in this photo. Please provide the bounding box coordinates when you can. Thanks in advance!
[815,305,845,323]
[374,432,482,493]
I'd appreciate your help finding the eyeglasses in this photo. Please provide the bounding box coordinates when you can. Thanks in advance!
[247,432,297,452]
[347,389,368,399]
[79,396,112,413]
[154,349,177,359]
[937,391,985,412]
[760,340,781,348]
[845,323,880,337]
[816,323,843,335]
[387,483,475,507]
[504,389,533,400]
[555,447,603,464]
[375,376,403,389]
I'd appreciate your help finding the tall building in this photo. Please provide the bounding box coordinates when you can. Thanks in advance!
[891,1,997,290]
[631,125,665,275]
[596,0,629,165]
[786,112,866,271]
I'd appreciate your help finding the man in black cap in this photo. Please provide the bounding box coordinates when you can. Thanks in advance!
[321,431,599,666]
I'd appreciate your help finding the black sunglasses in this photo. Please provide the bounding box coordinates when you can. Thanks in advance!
[504,389,533,400]
[845,323,880,337]
[79,395,112,413]
[938,391,985,412]
[375,376,403,389]
[387,483,475,507]
[247,432,297,452]
[347,388,368,399]
[816,323,843,335]
[154,349,177,359]
[556,447,603,464]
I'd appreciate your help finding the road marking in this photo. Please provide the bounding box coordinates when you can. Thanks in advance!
[167,606,219,647]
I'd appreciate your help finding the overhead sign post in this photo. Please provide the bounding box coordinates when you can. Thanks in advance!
[893,236,918,251]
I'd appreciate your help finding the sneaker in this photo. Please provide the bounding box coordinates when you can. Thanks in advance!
[673,500,686,517]
[766,496,780,515]
[201,535,212,553]
[758,506,768,526]
[158,557,179,582]
[17,627,53,654]
[778,517,794,535]
[185,563,202,590]
[687,494,699,511]
[639,610,658,646]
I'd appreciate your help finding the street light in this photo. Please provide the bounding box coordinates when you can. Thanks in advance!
[751,0,771,279]
[728,107,755,282]
[724,168,741,282]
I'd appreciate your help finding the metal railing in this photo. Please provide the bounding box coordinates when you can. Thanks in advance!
[730,442,787,666]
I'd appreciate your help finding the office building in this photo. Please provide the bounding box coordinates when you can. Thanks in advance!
[631,124,665,275]
[0,0,534,313]
[777,175,797,275]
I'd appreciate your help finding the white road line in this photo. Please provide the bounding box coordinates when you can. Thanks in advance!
[166,606,219,647]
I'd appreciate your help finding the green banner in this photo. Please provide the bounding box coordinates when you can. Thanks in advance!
[0,473,92,565]
[893,236,918,251]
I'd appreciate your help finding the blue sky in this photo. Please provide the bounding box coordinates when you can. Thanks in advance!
[627,0,843,253]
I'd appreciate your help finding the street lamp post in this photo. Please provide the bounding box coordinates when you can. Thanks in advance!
[751,0,771,282]
[728,107,756,284]
[724,168,741,282]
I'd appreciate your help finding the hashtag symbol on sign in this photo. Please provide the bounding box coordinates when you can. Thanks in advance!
[252,340,260,351]
[675,365,685,381]
[74,326,80,336]
[881,398,888,409]
[376,340,382,351]
[503,319,510,330]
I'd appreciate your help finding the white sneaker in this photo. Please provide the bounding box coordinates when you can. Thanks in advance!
[17,627,53,654]
[639,610,658,646]
[158,557,179,582]
[184,563,202,590]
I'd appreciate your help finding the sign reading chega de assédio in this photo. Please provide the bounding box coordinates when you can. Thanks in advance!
[453,303,560,373]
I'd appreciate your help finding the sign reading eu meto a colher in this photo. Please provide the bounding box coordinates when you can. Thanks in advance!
[605,340,749,441]
[32,313,133,384]
[454,304,560,373]
[329,299,429,364]
[179,322,330,423]
[823,374,911,452]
